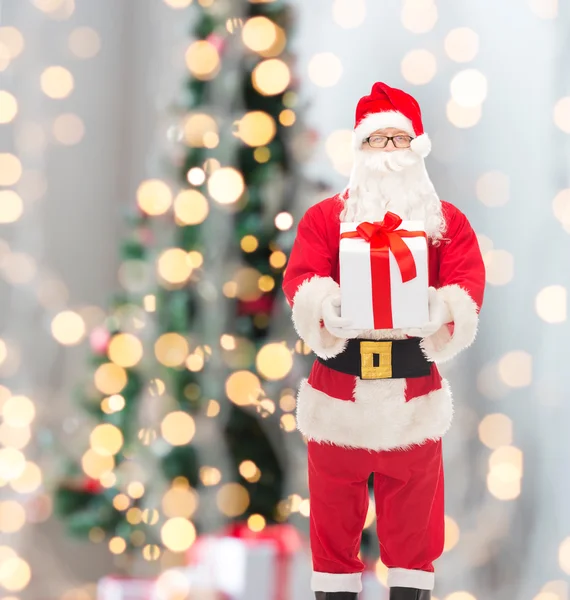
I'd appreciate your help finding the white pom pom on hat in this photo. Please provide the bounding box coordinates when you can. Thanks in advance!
[352,82,431,158]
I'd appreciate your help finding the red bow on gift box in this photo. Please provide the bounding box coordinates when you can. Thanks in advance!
[340,212,427,329]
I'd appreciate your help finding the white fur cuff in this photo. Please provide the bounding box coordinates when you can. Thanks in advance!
[291,276,347,359]
[387,568,435,590]
[410,133,431,158]
[312,571,363,593]
[421,284,479,363]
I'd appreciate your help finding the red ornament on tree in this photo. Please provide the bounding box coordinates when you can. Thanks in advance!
[90,327,111,355]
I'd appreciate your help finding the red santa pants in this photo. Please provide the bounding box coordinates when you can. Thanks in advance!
[308,438,445,593]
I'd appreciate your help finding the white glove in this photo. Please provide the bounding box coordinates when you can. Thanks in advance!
[406,287,452,338]
[321,294,361,339]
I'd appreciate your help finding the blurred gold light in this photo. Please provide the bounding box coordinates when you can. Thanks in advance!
[236,111,276,147]
[53,113,85,145]
[94,363,128,395]
[206,399,220,417]
[0,448,26,480]
[41,66,74,99]
[69,26,101,58]
[161,518,196,552]
[254,147,271,163]
[220,334,236,350]
[137,179,173,216]
[487,470,521,501]
[143,544,161,561]
[444,27,480,62]
[478,413,513,449]
[10,461,42,493]
[239,460,259,482]
[161,411,196,446]
[164,0,193,7]
[559,538,570,574]
[81,448,115,480]
[0,340,7,366]
[332,0,366,28]
[0,43,10,72]
[252,59,290,96]
[446,100,482,129]
[258,275,275,292]
[2,395,35,427]
[248,514,266,532]
[241,235,259,253]
[536,285,567,323]
[275,212,293,230]
[242,16,277,52]
[144,294,156,312]
[445,594,476,600]
[0,424,31,450]
[127,481,144,499]
[0,26,25,59]
[483,249,514,286]
[553,188,570,227]
[256,343,293,380]
[217,483,250,517]
[208,167,245,204]
[450,69,488,108]
[174,190,209,225]
[108,333,143,368]
[226,370,261,406]
[183,113,218,147]
[489,446,523,478]
[109,537,127,555]
[3,252,37,285]
[308,52,343,87]
[113,493,130,511]
[326,129,353,176]
[401,49,437,85]
[279,393,296,412]
[269,250,287,268]
[279,109,295,126]
[51,311,86,346]
[401,0,438,33]
[185,41,220,80]
[155,333,189,367]
[90,424,123,457]
[187,251,203,269]
[0,154,22,186]
[0,500,26,533]
[108,394,126,412]
[200,466,222,486]
[476,171,510,207]
[157,248,193,285]
[280,413,296,432]
[498,351,532,388]
[529,0,558,19]
[89,527,105,543]
[187,167,206,185]
[142,508,160,525]
[443,515,460,552]
[162,486,198,518]
[0,556,31,592]
[554,97,570,133]
[0,91,18,123]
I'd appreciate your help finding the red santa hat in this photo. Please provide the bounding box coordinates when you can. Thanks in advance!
[353,82,432,158]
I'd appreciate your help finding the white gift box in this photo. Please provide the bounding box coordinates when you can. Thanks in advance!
[187,535,313,600]
[97,576,157,600]
[339,221,429,330]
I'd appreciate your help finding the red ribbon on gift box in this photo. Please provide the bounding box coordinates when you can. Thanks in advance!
[224,522,303,600]
[340,212,427,329]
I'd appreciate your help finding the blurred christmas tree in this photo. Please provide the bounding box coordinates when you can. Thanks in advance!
[54,0,316,565]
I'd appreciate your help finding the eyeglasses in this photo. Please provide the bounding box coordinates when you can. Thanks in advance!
[364,134,414,149]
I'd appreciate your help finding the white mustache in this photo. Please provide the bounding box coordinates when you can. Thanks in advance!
[358,149,420,173]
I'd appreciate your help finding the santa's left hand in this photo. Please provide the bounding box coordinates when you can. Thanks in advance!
[406,287,452,338]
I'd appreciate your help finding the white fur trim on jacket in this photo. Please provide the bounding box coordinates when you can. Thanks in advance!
[410,132,432,158]
[387,568,435,591]
[353,110,415,149]
[296,377,453,452]
[312,572,362,593]
[420,284,479,364]
[291,276,347,360]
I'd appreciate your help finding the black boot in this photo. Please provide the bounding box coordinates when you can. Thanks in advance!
[390,587,431,599]
[315,593,358,599]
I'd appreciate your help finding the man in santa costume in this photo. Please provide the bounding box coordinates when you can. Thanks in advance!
[282,82,486,599]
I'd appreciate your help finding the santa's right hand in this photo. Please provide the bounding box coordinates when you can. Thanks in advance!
[321,294,356,339]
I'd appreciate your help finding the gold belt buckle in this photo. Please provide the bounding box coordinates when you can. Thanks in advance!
[360,341,393,380]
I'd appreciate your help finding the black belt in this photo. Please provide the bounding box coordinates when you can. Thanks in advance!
[317,338,431,380]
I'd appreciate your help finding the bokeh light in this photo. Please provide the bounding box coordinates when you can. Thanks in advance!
[484,249,514,285]
[235,267,263,301]
[553,97,570,133]
[559,537,570,574]
[256,343,293,380]
[0,154,22,186]
[0,27,25,59]
[164,0,193,7]
[552,189,570,229]
[498,351,532,387]
[162,520,197,551]
[275,212,293,230]
[0,556,31,592]
[162,486,198,518]
[109,537,127,555]
[0,448,26,480]
[280,414,296,432]
[217,483,250,517]
[535,285,567,323]
[90,424,124,456]
[174,189,209,225]
[187,167,206,185]
[10,461,42,494]
[450,69,488,107]
[444,515,460,552]
[108,333,143,368]
[183,113,218,147]
[41,66,74,99]
[242,16,277,52]
[0,191,24,224]
[445,28,480,62]
[476,171,510,207]
[236,111,276,147]
[401,50,437,85]
[325,129,353,176]
[69,26,101,58]
[52,113,85,145]
[137,179,172,216]
[94,363,128,395]
[157,248,193,285]
[446,100,482,128]
[1,395,35,427]
[308,52,343,87]
[225,370,261,406]
[51,311,86,345]
[401,0,438,33]
[478,413,513,449]
[0,91,18,123]
[155,333,189,367]
[487,445,523,500]
[252,59,291,96]
[185,41,220,80]
[81,448,114,479]
[207,167,245,204]
[161,411,196,445]
[528,0,558,19]
[332,0,366,28]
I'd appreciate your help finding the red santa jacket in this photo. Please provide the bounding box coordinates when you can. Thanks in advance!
[282,195,486,451]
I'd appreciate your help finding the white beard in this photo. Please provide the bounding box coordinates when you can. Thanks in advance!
[341,149,444,241]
